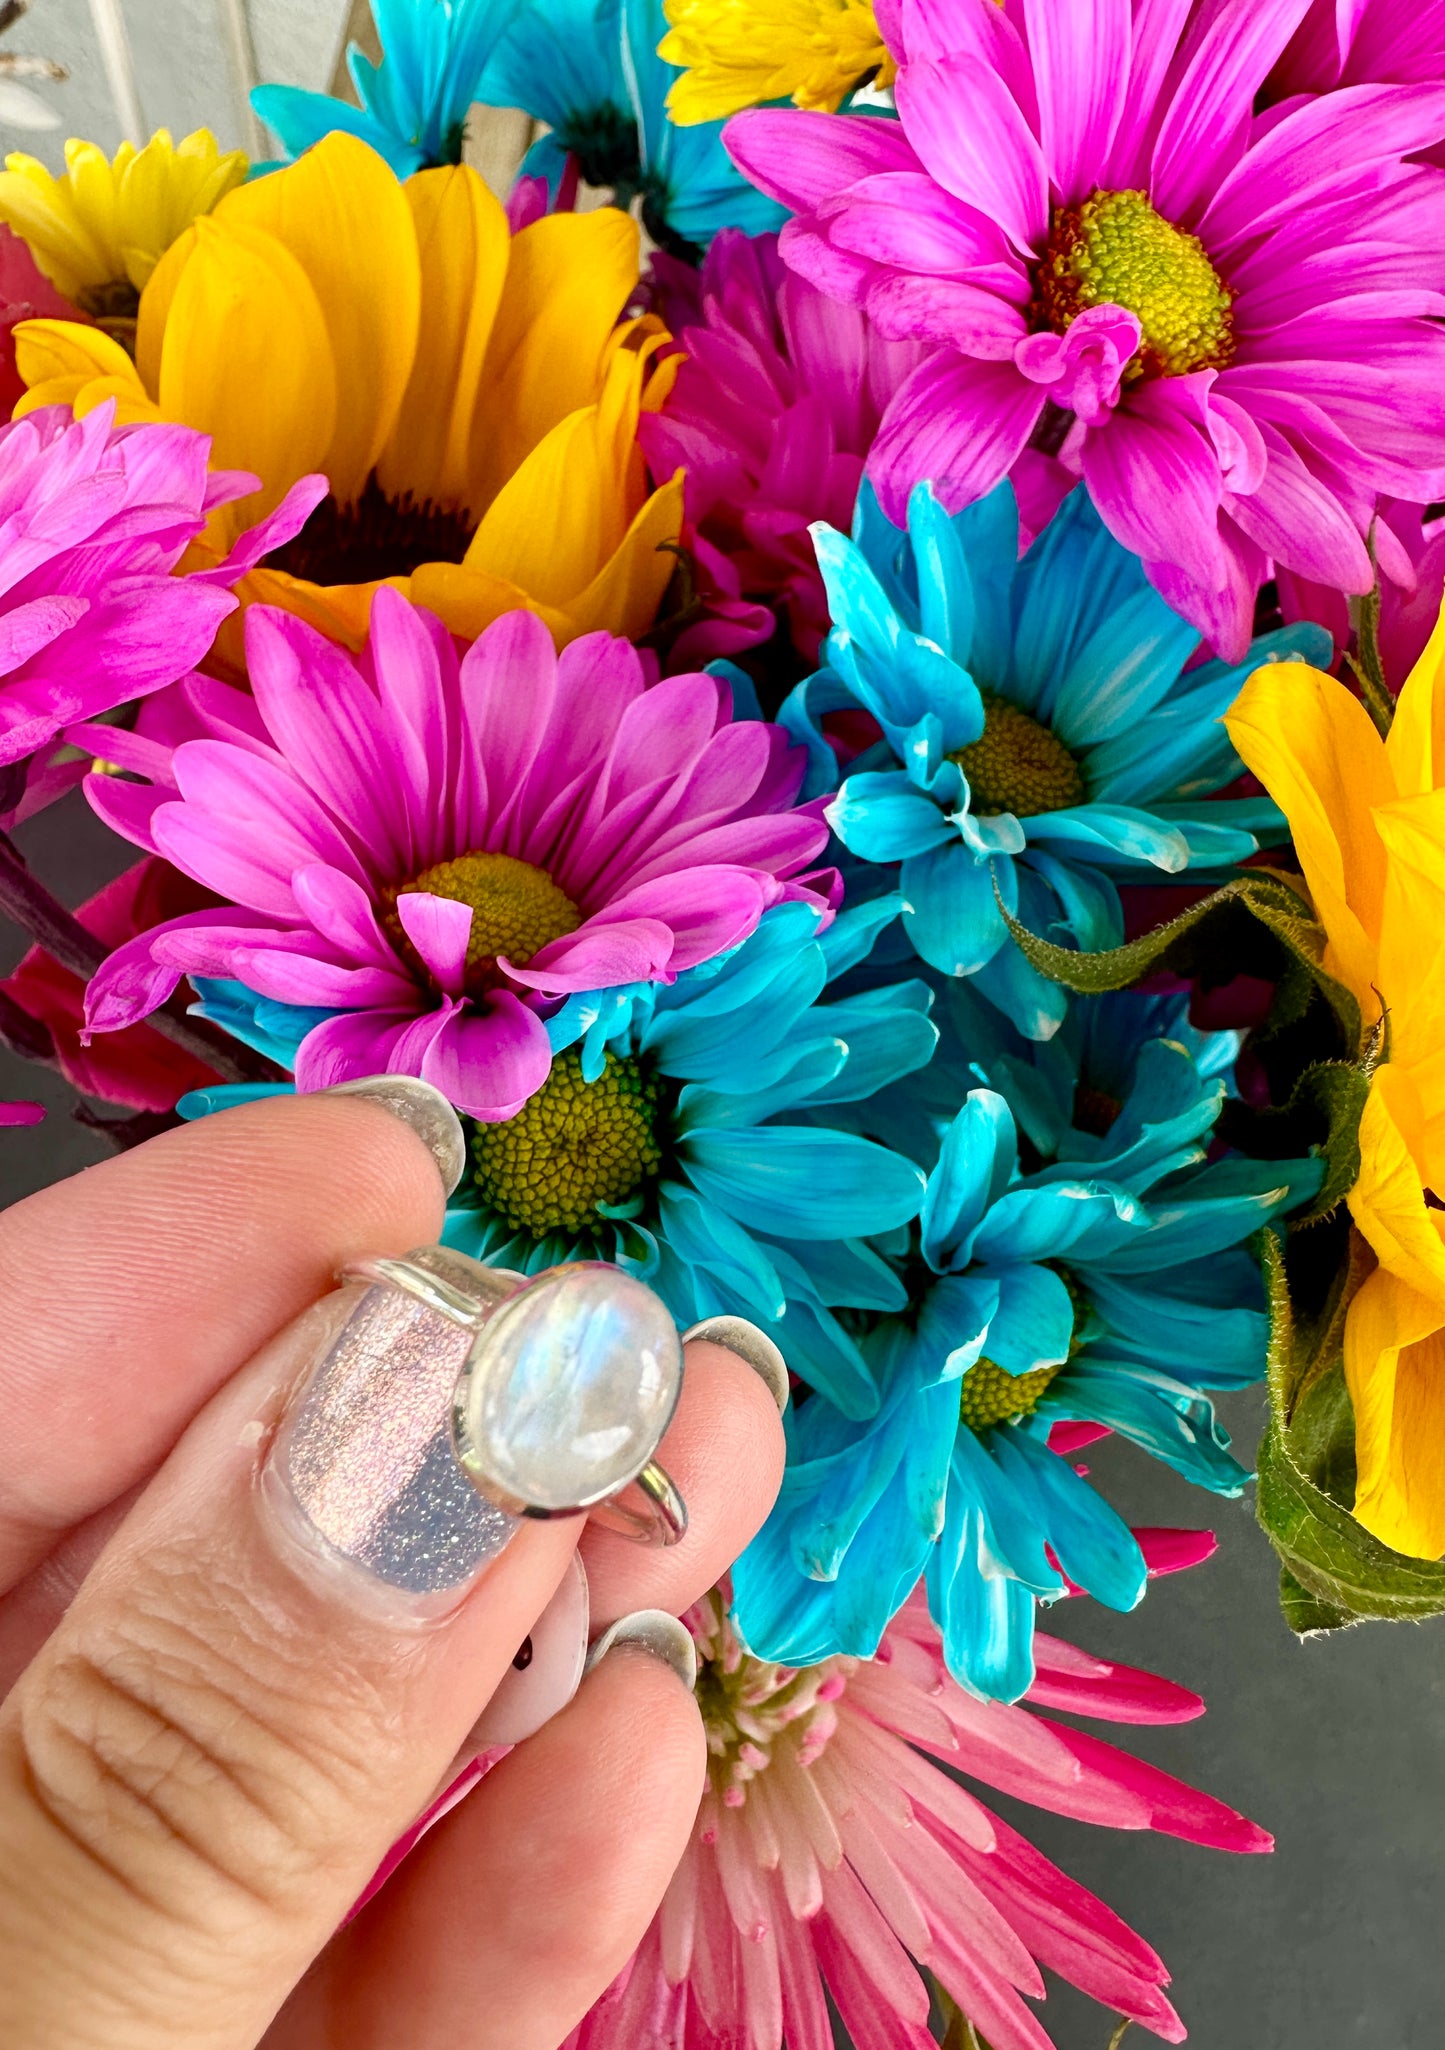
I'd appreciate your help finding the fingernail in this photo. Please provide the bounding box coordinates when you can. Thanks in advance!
[682,1315,790,1414]
[261,1245,521,1621]
[583,1610,697,1691]
[470,1555,590,1748]
[316,1075,467,1197]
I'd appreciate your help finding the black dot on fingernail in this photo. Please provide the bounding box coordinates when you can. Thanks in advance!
[513,1636,534,1671]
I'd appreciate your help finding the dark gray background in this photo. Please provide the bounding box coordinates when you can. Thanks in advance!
[3,798,1440,2049]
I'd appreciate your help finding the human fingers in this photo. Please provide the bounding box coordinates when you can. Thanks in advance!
[269,1643,704,2050]
[0,1246,683,2050]
[579,1323,787,1627]
[0,1080,457,1591]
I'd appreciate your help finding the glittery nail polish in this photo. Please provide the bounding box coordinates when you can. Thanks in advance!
[261,1247,522,1620]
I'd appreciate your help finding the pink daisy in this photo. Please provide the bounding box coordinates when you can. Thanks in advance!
[567,1584,1269,2050]
[77,591,833,1121]
[641,232,928,664]
[0,400,323,776]
[1271,0,1445,94]
[727,0,1445,659]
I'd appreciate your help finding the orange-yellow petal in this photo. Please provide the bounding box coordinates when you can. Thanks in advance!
[1386,587,1445,797]
[1225,662,1394,1027]
[1349,1064,1445,1307]
[156,217,337,526]
[216,133,420,506]
[13,316,146,415]
[475,207,641,506]
[405,559,577,645]
[376,163,509,515]
[1345,1264,1445,1559]
[1373,787,1445,1070]
[560,469,687,641]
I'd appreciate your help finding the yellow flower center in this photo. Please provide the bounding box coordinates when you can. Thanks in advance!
[949,695,1085,817]
[383,851,581,998]
[1038,188,1234,381]
[469,1051,666,1238]
[959,1356,1065,1432]
[264,474,477,586]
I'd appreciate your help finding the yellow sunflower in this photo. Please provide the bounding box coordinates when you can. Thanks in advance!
[1226,617,1445,1560]
[13,132,683,651]
[661,0,895,121]
[0,129,247,347]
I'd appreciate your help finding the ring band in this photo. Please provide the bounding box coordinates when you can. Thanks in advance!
[340,1252,688,1547]
[586,1461,689,1547]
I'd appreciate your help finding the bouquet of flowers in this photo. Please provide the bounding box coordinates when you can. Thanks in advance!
[2,0,1444,2042]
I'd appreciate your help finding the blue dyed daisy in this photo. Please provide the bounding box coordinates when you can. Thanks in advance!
[252,0,521,177]
[479,0,787,254]
[782,480,1333,1040]
[181,902,934,1367]
[732,1005,1322,1702]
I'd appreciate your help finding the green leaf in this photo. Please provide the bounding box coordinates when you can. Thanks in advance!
[999,870,1361,1049]
[1256,1230,1445,1628]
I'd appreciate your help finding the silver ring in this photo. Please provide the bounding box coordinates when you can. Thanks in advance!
[585,1461,689,1546]
[340,1252,688,1547]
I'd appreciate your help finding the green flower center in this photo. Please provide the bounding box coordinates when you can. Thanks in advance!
[1038,187,1234,381]
[469,1050,666,1238]
[382,850,582,998]
[959,1356,1065,1432]
[949,694,1085,817]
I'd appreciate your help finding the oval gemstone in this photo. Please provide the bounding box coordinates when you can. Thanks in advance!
[454,1263,683,1514]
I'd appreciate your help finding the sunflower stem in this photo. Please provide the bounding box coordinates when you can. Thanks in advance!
[0,834,282,1087]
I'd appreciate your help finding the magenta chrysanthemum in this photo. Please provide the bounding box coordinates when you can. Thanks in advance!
[77,591,833,1120]
[0,401,324,772]
[568,1588,1269,2050]
[641,232,928,662]
[1271,0,1445,94]
[727,0,1445,659]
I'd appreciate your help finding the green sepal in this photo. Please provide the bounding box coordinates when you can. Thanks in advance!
[1219,1059,1370,1227]
[1000,870,1361,1049]
[1257,1228,1445,1630]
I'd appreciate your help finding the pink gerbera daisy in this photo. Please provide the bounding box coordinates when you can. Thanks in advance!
[727,0,1445,659]
[0,400,322,777]
[641,232,928,663]
[567,1585,1268,2050]
[77,591,833,1120]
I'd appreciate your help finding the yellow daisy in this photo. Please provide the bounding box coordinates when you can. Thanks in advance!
[661,0,895,121]
[1226,617,1445,1560]
[13,132,684,651]
[0,129,247,346]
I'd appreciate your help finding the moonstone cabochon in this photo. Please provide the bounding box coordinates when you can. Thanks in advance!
[453,1263,684,1515]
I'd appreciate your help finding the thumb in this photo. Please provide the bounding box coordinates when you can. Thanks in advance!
[0,1249,649,2050]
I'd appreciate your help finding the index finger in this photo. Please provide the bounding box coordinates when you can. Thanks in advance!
[0,1085,451,1591]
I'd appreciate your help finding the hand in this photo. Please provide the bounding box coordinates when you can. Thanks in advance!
[0,1090,787,2050]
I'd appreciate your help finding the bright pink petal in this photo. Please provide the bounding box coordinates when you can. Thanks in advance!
[395,889,472,996]
[894,54,1048,256]
[1022,0,1131,204]
[869,352,1045,522]
[724,109,921,215]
